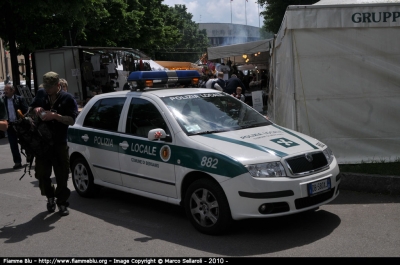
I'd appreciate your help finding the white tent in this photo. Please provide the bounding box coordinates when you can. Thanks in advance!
[207,39,273,66]
[268,1,400,163]
[314,0,400,4]
[145,60,167,71]
[237,64,267,71]
[116,59,165,71]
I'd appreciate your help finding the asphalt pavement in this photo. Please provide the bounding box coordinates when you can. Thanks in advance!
[340,172,400,195]
[1,136,399,195]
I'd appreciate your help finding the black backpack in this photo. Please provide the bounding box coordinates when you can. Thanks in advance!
[12,115,54,179]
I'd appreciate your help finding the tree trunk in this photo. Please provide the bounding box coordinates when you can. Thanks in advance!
[32,52,38,94]
[23,50,32,94]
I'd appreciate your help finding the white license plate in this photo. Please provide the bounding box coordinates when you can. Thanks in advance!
[308,178,331,196]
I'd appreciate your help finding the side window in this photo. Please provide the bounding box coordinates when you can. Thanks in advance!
[83,100,101,128]
[126,98,169,138]
[83,97,126,132]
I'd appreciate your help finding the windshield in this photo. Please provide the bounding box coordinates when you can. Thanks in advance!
[161,92,271,135]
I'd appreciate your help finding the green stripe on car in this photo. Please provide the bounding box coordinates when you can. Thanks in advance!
[68,128,248,178]
[271,124,318,150]
[200,134,288,157]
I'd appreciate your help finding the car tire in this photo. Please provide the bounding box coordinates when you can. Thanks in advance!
[71,157,98,198]
[184,179,232,235]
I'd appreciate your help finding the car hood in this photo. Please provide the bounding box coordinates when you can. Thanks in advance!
[189,124,325,165]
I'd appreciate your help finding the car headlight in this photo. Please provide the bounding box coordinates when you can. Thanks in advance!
[323,147,334,165]
[246,162,287,178]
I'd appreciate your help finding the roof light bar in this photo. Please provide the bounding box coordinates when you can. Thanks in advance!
[127,70,201,91]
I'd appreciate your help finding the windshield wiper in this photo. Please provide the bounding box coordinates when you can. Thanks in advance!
[240,123,269,129]
[190,130,226,135]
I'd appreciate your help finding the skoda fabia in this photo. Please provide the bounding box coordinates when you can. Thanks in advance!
[68,71,340,235]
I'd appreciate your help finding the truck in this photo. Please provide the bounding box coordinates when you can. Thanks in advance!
[33,46,149,105]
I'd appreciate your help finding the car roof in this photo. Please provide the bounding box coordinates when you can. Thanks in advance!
[95,88,222,99]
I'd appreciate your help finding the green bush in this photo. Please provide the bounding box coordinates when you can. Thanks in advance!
[339,158,400,176]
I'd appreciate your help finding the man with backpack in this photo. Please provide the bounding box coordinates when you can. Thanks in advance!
[32,72,78,216]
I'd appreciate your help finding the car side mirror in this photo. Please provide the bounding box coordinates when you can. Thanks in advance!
[148,129,172,142]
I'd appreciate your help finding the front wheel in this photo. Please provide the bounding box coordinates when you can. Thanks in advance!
[184,179,232,235]
[71,157,99,198]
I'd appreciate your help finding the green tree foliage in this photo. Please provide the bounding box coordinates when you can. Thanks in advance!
[0,0,105,85]
[258,0,319,34]
[155,4,209,62]
[0,0,208,86]
[79,0,143,47]
[120,0,182,58]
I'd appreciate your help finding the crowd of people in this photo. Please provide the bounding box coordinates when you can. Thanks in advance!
[198,70,269,104]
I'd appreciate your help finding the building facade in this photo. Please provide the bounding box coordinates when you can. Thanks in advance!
[0,39,32,83]
[198,23,263,47]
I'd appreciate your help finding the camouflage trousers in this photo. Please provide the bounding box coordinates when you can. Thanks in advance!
[35,143,70,206]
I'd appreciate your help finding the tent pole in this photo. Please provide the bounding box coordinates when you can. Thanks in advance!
[230,1,232,24]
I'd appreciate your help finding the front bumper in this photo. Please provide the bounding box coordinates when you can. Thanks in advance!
[220,161,341,220]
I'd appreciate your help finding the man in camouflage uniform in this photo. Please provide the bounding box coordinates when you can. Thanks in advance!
[33,72,78,216]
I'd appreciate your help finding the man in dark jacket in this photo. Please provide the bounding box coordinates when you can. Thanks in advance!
[225,74,246,95]
[33,72,78,216]
[3,84,29,169]
[0,97,8,132]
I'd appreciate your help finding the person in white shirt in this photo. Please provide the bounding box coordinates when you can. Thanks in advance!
[107,61,117,79]
[205,74,217,88]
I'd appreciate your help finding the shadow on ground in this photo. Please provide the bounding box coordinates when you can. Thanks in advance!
[64,187,342,256]
[0,212,60,243]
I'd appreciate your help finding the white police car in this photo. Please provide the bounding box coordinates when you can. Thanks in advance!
[68,70,340,235]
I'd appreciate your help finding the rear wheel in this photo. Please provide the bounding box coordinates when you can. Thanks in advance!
[71,157,98,197]
[184,179,232,235]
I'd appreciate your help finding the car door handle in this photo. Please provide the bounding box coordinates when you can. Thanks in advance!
[119,141,129,150]
[81,134,89,142]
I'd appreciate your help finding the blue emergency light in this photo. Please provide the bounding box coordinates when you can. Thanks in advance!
[127,70,200,90]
